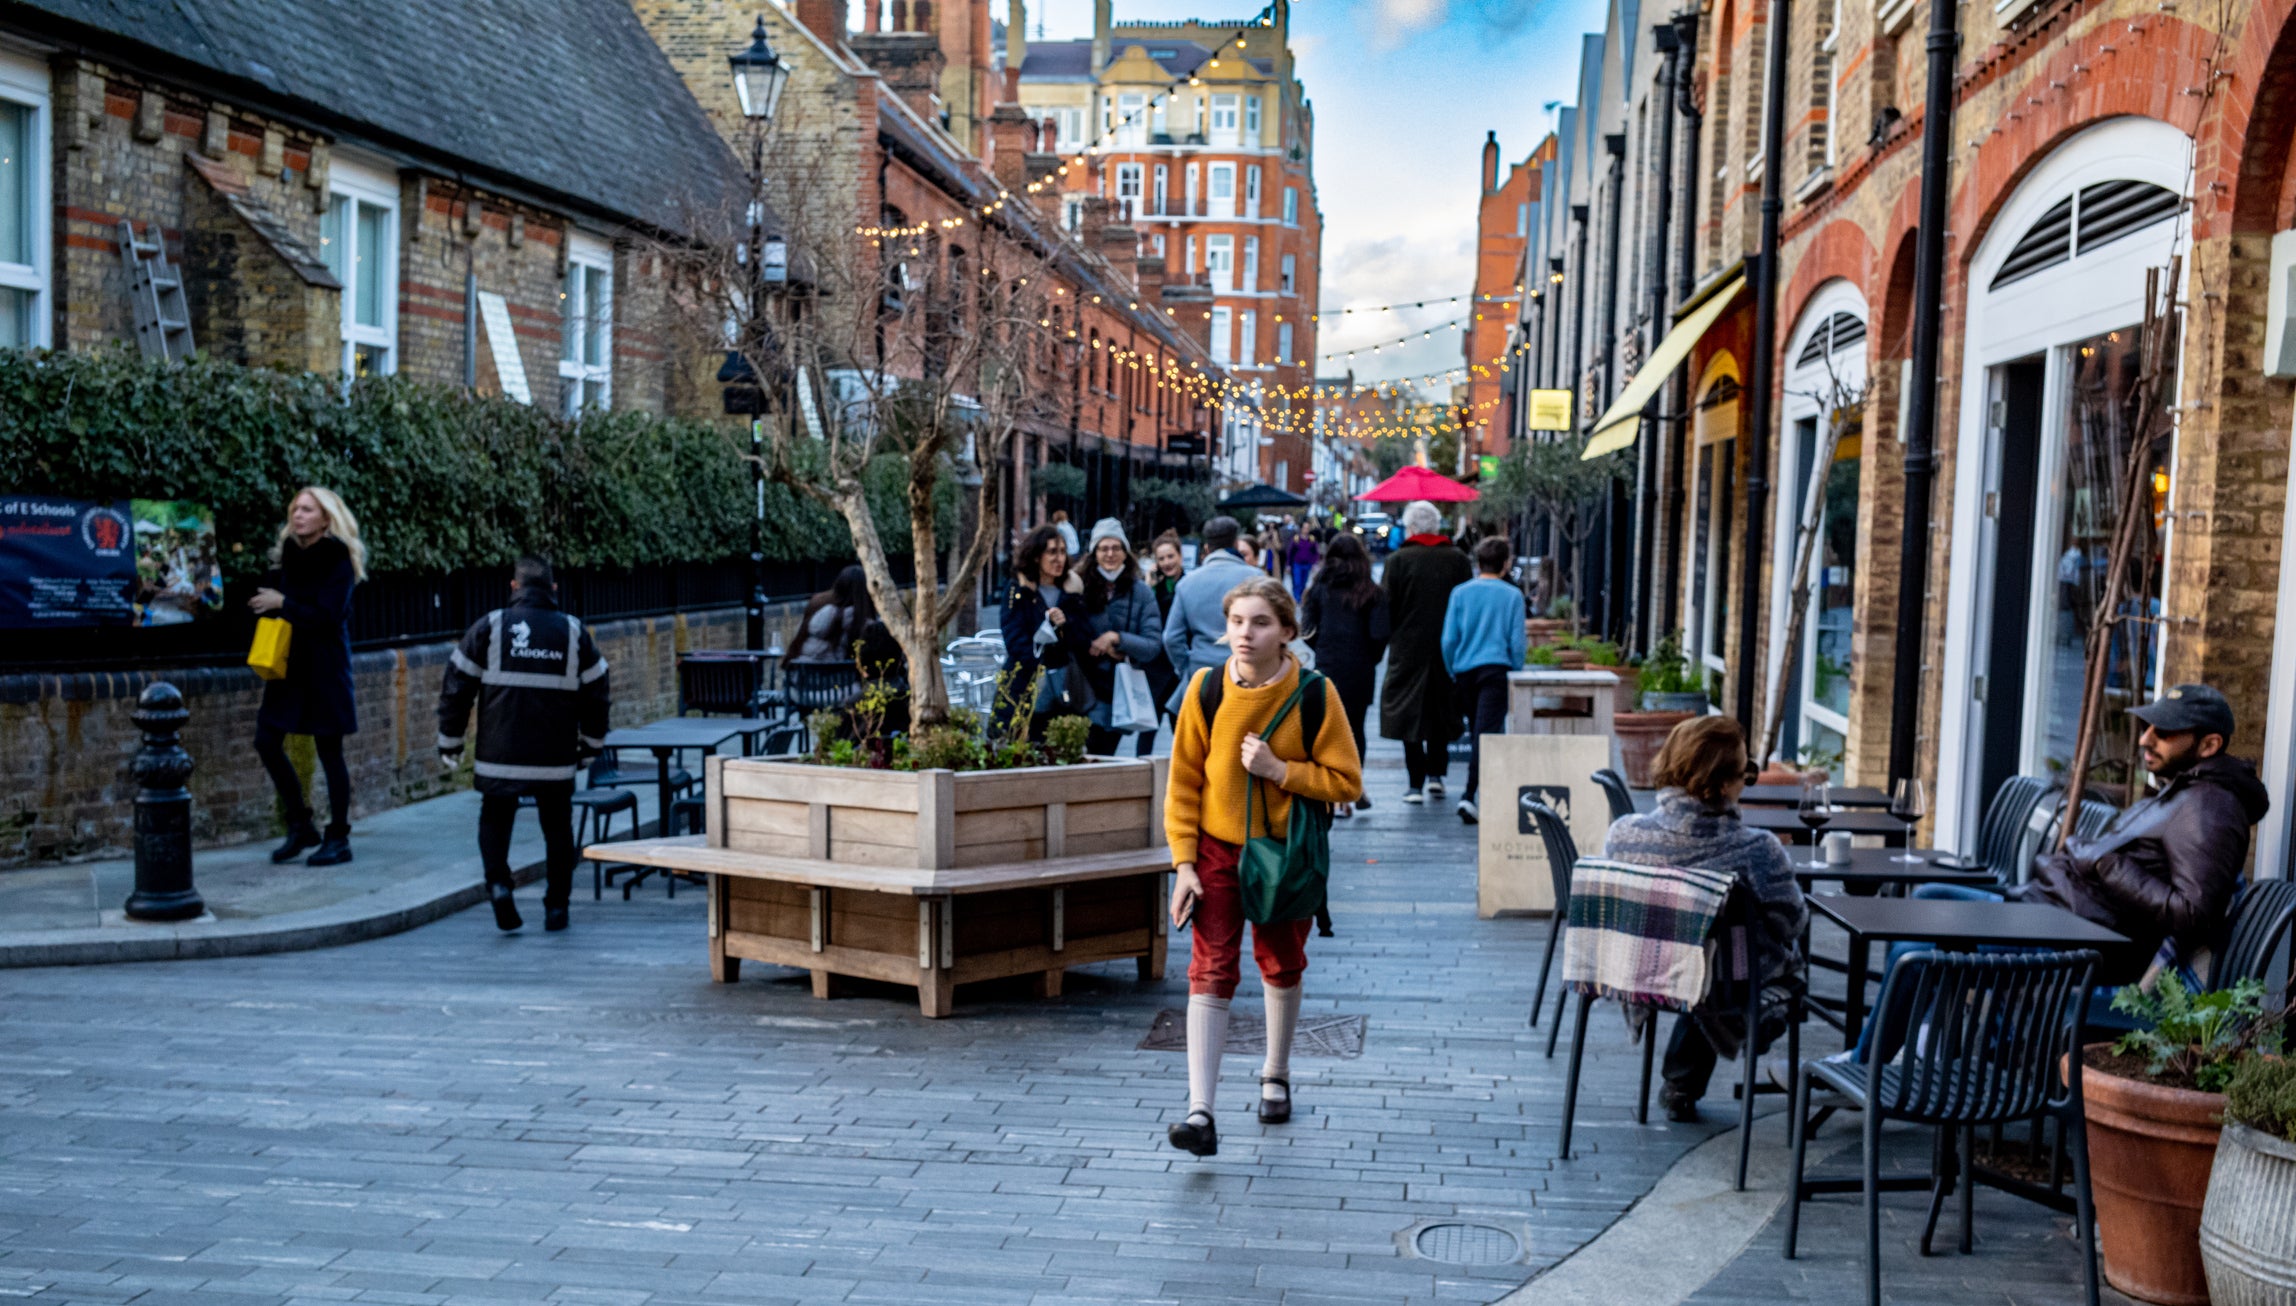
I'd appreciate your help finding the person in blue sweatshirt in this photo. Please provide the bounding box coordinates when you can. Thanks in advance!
[1439,535,1527,824]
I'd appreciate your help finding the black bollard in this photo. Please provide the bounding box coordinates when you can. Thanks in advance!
[123,680,205,922]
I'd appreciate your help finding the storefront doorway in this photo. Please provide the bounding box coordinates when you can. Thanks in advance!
[1936,116,2190,847]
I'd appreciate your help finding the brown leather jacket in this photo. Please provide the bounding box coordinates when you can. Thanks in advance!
[2016,754,2271,977]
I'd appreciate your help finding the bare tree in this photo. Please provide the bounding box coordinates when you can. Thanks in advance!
[1758,363,1872,769]
[645,102,1072,727]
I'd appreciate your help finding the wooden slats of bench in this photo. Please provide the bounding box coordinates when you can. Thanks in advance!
[581,835,1171,896]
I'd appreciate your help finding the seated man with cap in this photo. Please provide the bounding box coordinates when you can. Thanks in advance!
[2017,683,2271,985]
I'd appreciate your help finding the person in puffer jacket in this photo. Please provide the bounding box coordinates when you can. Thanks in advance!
[436,556,612,933]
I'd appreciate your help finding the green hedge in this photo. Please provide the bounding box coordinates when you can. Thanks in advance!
[0,349,933,580]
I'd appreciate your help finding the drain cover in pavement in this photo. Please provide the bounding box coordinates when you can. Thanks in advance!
[1412,1222,1523,1265]
[1137,1009,1366,1057]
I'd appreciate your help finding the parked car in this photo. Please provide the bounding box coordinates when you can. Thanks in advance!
[1353,511,1395,551]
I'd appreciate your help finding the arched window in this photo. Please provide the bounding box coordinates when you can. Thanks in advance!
[1988,180,2183,290]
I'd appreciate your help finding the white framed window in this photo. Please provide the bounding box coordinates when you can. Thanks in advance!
[1238,311,1256,366]
[1244,166,1261,219]
[1062,195,1088,232]
[1041,105,1084,151]
[1244,95,1262,138]
[1115,163,1143,221]
[1208,163,1236,218]
[1152,95,1169,137]
[1185,163,1200,215]
[1210,93,1239,144]
[560,232,613,415]
[1280,253,1295,294]
[1282,186,1298,226]
[1210,306,1232,364]
[1185,235,1197,274]
[1151,233,1166,257]
[1276,320,1292,365]
[1116,92,1145,146]
[320,156,399,378]
[1153,164,1168,215]
[1205,234,1234,292]
[1273,457,1288,490]
[0,53,51,349]
[1242,236,1259,289]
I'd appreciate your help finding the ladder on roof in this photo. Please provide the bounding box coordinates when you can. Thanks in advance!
[119,220,195,362]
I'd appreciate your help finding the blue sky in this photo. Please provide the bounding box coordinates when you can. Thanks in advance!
[1033,0,1608,391]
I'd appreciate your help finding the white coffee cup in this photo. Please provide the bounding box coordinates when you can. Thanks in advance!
[1822,831,1854,866]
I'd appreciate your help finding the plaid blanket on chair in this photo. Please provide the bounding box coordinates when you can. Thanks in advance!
[1558,858,1740,1012]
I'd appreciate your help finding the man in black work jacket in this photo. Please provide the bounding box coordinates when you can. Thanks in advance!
[437,556,611,932]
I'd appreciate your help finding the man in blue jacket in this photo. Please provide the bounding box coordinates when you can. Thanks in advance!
[1440,536,1526,824]
[1160,515,1264,713]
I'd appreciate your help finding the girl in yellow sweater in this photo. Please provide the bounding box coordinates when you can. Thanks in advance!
[1164,577,1363,1156]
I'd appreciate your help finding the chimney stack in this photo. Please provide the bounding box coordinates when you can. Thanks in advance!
[988,102,1037,190]
[797,0,849,47]
[1481,130,1499,194]
[1090,0,1111,72]
[1006,0,1028,99]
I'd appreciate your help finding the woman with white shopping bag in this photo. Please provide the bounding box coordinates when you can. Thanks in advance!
[1079,519,1165,754]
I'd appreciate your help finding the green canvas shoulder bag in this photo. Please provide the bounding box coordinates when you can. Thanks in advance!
[1211,670,1333,925]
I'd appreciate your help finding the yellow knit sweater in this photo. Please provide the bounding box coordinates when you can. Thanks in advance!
[1164,656,1364,866]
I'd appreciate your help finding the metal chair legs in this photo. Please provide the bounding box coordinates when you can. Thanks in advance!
[1557,991,1594,1159]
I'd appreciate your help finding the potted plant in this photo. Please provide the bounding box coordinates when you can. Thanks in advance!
[1607,633,1698,787]
[2203,1054,2296,1304]
[1636,632,1709,714]
[2085,976,2280,1305]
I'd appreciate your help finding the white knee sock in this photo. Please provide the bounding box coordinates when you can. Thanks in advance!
[1186,994,1230,1117]
[1262,983,1302,1096]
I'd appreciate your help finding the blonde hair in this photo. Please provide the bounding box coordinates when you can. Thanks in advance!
[273,486,368,580]
[1221,576,1298,636]
[1651,716,1747,807]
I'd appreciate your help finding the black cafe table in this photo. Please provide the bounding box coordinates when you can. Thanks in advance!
[1742,783,1891,809]
[1740,805,1912,846]
[1789,846,1999,893]
[602,718,754,836]
[1811,893,2128,1048]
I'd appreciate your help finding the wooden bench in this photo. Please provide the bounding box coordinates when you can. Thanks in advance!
[583,835,1171,1016]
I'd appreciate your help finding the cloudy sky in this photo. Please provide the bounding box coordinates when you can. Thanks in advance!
[1033,0,1609,391]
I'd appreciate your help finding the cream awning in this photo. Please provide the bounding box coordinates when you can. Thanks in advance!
[1581,273,1747,459]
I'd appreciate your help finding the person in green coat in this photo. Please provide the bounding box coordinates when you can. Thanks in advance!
[1378,499,1475,804]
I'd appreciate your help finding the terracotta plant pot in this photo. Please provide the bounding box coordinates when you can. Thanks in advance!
[1526,617,1569,647]
[2202,1120,2296,1305]
[1757,763,1818,787]
[1613,710,1695,788]
[2083,1048,2225,1306]
[1550,648,1588,670]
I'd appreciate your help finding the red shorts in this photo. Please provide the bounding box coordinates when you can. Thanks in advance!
[1186,835,1312,999]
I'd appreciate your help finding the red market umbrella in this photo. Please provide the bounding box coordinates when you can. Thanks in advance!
[1359,464,1479,504]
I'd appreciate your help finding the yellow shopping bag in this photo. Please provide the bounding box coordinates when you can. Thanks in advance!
[247,617,292,681]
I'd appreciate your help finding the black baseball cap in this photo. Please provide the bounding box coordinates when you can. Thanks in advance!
[2127,684,2236,739]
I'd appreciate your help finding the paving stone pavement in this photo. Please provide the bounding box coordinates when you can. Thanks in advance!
[0,736,1736,1306]
[1685,1121,2135,1306]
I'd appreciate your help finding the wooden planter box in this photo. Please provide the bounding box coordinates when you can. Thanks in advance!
[679,755,1171,1015]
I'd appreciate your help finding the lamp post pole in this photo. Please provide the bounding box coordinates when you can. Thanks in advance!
[748,131,768,651]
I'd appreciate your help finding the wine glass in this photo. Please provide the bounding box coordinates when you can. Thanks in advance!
[1797,780,1835,869]
[1890,778,1928,864]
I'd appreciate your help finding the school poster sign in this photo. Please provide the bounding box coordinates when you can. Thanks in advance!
[0,495,222,628]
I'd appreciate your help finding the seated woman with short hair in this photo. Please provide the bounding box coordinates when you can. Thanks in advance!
[1600,716,1808,1121]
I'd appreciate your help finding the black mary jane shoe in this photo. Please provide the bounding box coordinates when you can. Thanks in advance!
[488,882,523,932]
[1258,1076,1293,1125]
[1167,1110,1218,1156]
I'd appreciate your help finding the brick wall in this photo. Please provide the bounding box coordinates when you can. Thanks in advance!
[0,602,810,868]
[49,57,697,420]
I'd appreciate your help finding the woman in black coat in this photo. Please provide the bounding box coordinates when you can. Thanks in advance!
[1301,532,1390,816]
[997,524,1091,740]
[249,487,363,867]
[1379,500,1474,803]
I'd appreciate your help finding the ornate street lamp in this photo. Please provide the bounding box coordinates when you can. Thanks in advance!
[731,15,790,651]
[729,17,790,124]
